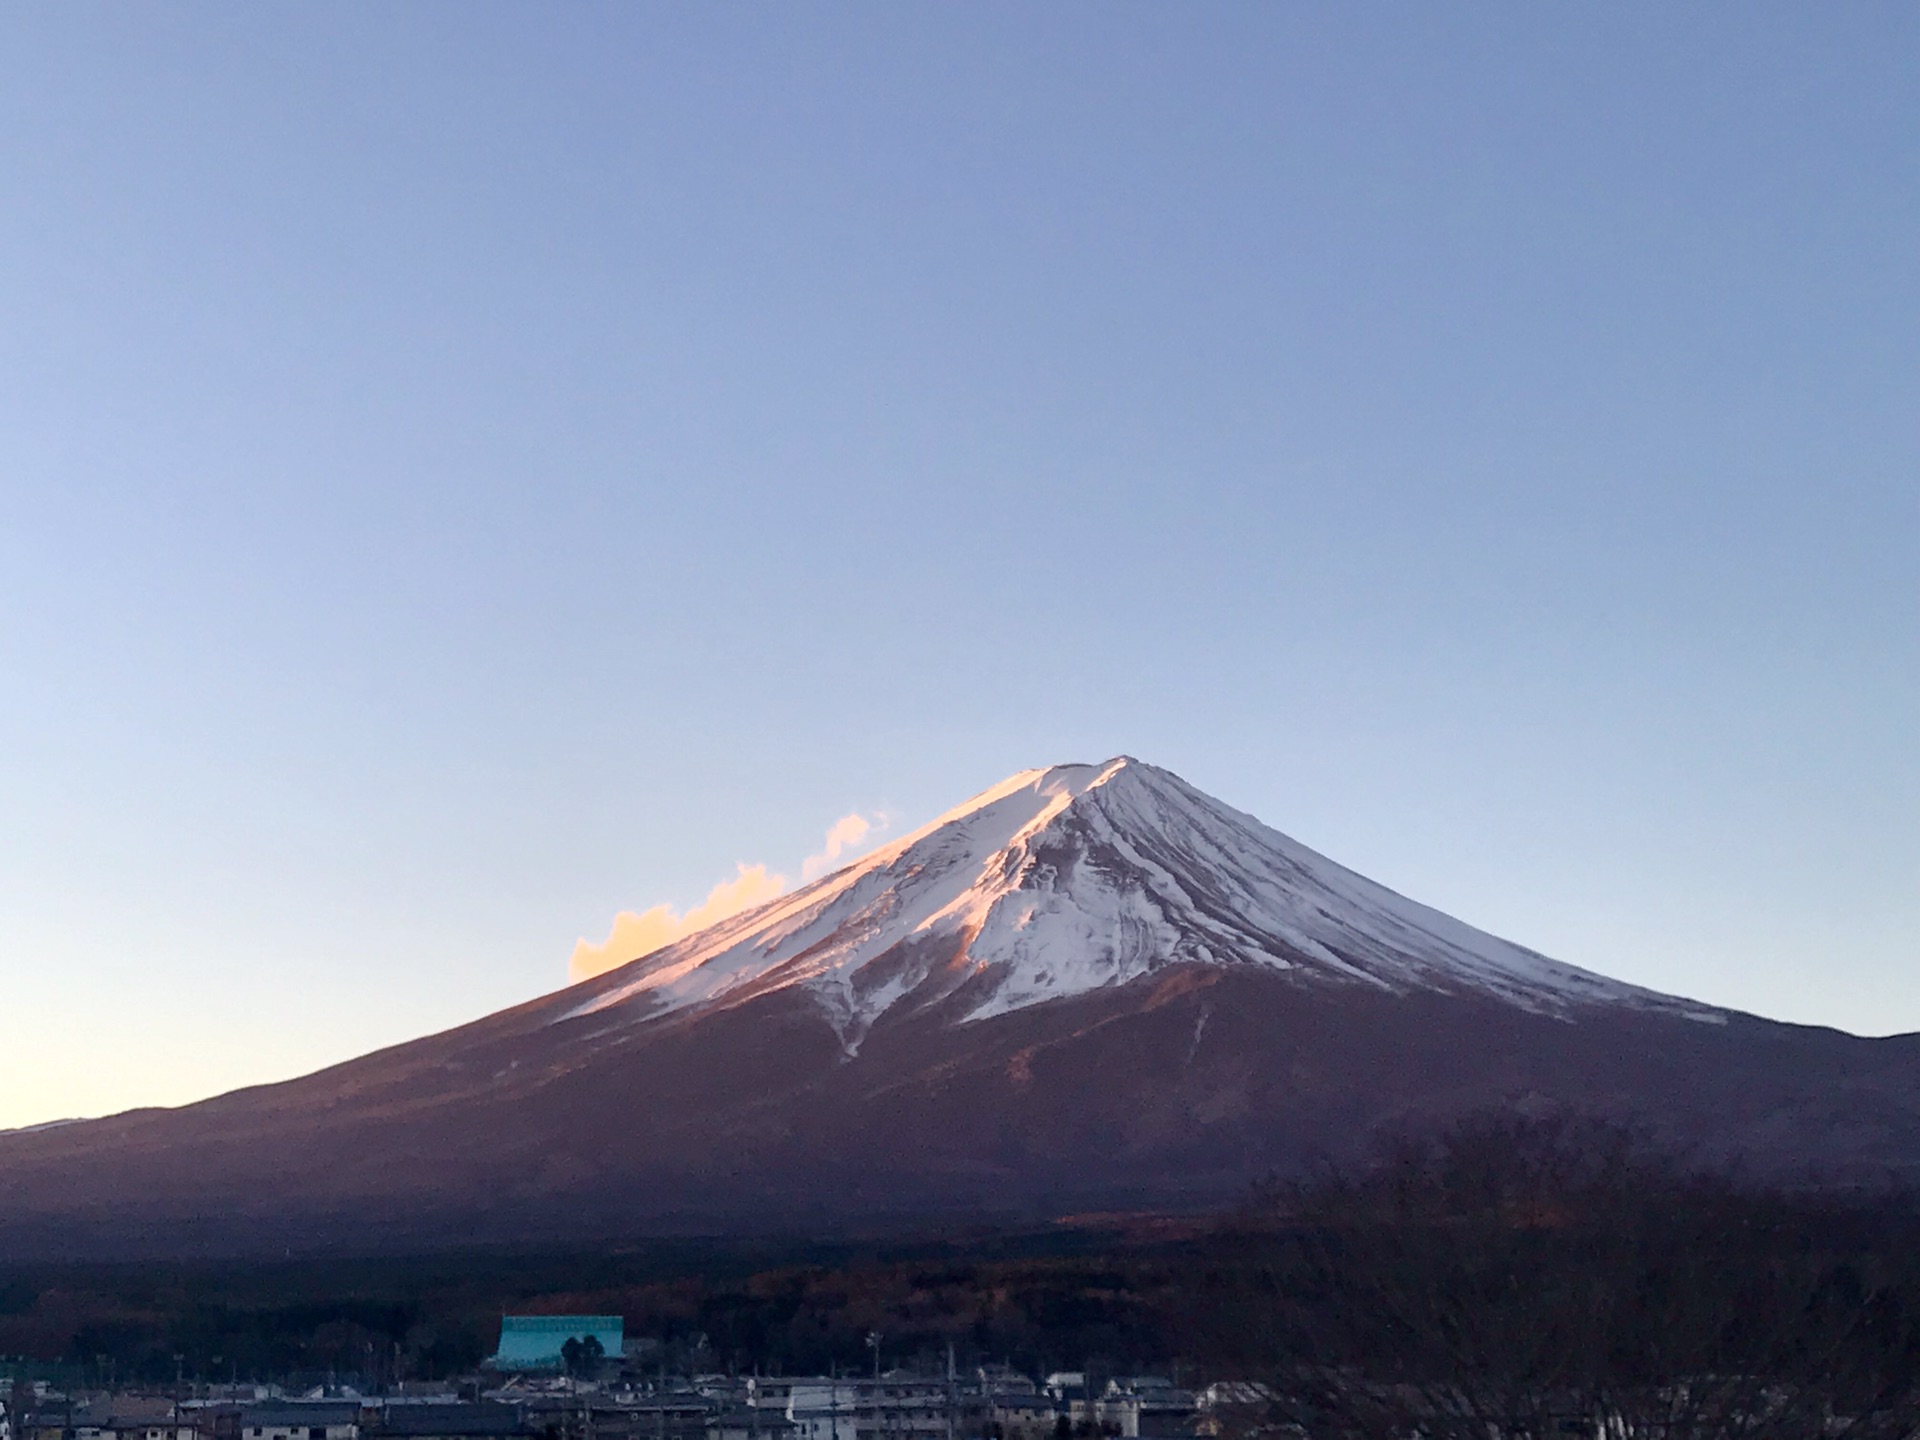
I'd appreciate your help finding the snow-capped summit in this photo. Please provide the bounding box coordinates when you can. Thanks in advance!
[568,757,1715,1043]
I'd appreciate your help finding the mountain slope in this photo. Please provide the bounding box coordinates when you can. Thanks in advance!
[564,757,1713,1041]
[2,757,1916,1259]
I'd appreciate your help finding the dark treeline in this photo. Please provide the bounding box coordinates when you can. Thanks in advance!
[5,1114,1919,1434]
[0,1225,1194,1387]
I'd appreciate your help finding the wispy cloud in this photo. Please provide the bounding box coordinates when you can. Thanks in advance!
[568,863,786,983]
[803,812,874,881]
[567,810,889,983]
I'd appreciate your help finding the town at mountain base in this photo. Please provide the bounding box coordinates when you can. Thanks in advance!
[4,758,1919,1258]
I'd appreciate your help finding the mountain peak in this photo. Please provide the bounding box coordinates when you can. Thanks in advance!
[564,758,1716,1044]
[913,754,1142,833]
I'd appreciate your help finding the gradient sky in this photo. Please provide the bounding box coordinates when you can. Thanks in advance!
[2,4,1915,1130]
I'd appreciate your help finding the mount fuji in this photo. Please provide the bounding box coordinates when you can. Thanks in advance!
[565,757,1715,1038]
[4,757,1918,1258]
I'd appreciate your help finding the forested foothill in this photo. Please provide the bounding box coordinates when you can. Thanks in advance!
[4,1116,1917,1437]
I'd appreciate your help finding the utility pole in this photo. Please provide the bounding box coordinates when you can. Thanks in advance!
[863,1336,883,1440]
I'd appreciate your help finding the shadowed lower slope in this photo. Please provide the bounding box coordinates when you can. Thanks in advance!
[3,964,1919,1258]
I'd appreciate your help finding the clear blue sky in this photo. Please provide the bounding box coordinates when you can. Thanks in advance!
[2,4,1914,1128]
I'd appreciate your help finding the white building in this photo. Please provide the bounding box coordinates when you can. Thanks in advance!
[238,1405,361,1440]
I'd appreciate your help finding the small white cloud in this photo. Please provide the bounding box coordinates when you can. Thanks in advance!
[569,863,787,983]
[568,809,890,983]
[802,811,879,882]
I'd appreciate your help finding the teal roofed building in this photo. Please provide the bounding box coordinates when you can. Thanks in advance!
[491,1315,624,1371]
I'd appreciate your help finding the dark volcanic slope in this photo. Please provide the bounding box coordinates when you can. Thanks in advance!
[4,967,1919,1259]
[4,759,1918,1259]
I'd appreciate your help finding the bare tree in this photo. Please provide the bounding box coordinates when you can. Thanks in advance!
[1193,1114,1920,1440]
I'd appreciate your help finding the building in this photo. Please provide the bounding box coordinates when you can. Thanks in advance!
[369,1406,524,1440]
[588,1395,711,1440]
[983,1392,1057,1440]
[1095,1382,1197,1440]
[755,1381,855,1440]
[744,1377,979,1440]
[237,1405,360,1440]
[71,1397,202,1440]
[706,1413,795,1440]
[491,1319,626,1374]
[30,1397,230,1440]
